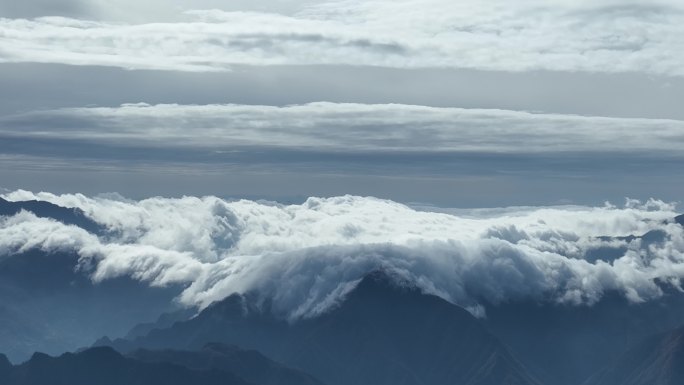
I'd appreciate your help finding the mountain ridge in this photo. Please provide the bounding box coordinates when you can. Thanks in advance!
[103,270,543,385]
[0,197,103,235]
[0,346,255,385]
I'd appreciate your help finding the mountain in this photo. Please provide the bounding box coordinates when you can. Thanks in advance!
[129,343,324,385]
[0,197,103,235]
[0,346,253,385]
[0,249,182,363]
[0,198,182,362]
[583,325,684,385]
[105,271,543,385]
[481,217,684,385]
[483,292,684,385]
[122,308,197,340]
[676,214,684,226]
[0,353,11,378]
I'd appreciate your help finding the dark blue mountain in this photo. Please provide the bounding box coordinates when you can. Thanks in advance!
[0,197,103,234]
[105,271,543,385]
[482,214,684,385]
[0,353,11,378]
[583,324,684,385]
[676,214,684,226]
[484,290,684,385]
[0,249,182,363]
[0,346,253,385]
[129,343,325,385]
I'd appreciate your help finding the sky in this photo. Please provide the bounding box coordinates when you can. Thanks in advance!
[3,0,684,328]
[1,0,684,207]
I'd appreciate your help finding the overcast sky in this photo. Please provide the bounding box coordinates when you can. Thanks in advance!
[1,0,683,207]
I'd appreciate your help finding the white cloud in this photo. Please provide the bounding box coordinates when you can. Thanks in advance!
[3,102,684,154]
[1,190,683,319]
[0,0,682,75]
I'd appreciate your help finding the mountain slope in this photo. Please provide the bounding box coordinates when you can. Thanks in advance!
[129,343,324,385]
[676,214,684,226]
[0,197,102,234]
[583,325,684,385]
[484,291,684,385]
[0,197,183,362]
[0,249,182,363]
[107,271,543,385]
[482,216,684,385]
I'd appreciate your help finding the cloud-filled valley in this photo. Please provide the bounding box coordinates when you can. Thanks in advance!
[2,190,683,319]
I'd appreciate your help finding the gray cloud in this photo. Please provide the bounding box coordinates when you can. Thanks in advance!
[3,102,684,153]
[0,0,682,75]
[2,63,683,120]
[1,191,682,319]
[0,0,93,19]
[2,101,684,206]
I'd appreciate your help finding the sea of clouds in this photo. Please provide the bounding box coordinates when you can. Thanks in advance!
[1,190,683,319]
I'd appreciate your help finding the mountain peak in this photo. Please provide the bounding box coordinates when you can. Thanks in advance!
[676,214,684,226]
[353,269,420,294]
[0,353,10,370]
[0,198,103,234]
[28,352,51,362]
[76,346,123,361]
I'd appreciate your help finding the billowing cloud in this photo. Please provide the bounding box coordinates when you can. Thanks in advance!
[1,190,683,319]
[3,102,684,154]
[0,0,683,75]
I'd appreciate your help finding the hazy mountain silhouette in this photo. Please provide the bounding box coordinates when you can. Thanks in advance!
[0,249,182,363]
[482,216,684,385]
[0,198,103,235]
[105,271,542,385]
[0,198,183,362]
[122,308,197,340]
[129,343,325,385]
[484,290,684,385]
[583,325,684,385]
[0,346,254,385]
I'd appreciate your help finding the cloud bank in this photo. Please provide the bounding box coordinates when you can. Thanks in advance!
[0,0,683,75]
[1,190,683,319]
[3,102,684,154]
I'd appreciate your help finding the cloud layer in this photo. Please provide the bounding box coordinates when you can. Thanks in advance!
[3,102,684,154]
[1,190,683,319]
[1,0,683,75]
[3,102,684,207]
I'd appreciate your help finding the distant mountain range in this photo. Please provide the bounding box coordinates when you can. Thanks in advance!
[129,343,324,385]
[0,248,183,363]
[4,197,684,384]
[0,346,252,385]
[0,198,187,363]
[104,271,542,385]
[0,342,327,385]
